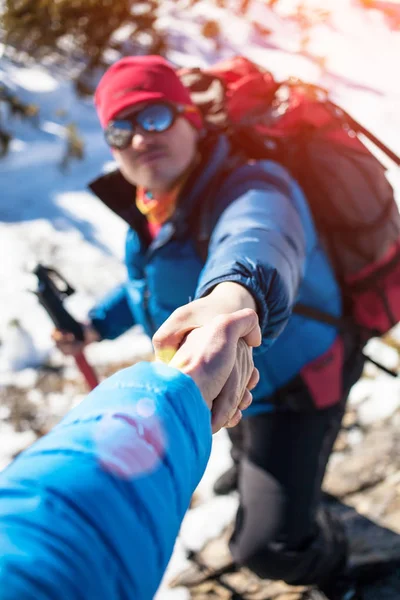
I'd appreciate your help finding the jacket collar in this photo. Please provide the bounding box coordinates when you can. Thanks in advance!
[88,165,145,235]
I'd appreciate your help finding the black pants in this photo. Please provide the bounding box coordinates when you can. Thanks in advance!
[229,336,365,586]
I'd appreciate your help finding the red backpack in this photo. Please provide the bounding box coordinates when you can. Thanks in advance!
[178,56,400,349]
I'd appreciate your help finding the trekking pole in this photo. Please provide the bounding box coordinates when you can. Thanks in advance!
[33,264,99,390]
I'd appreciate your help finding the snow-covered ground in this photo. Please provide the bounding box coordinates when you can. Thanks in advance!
[1,0,400,597]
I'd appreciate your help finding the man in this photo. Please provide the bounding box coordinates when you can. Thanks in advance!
[0,310,260,600]
[54,55,364,599]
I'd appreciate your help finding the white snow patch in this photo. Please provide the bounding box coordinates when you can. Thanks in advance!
[357,376,400,426]
[10,68,59,93]
[0,423,36,462]
[179,494,239,553]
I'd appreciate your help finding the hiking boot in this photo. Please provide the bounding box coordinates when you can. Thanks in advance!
[213,465,238,495]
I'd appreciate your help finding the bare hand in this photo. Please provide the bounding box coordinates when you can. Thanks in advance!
[52,324,100,357]
[168,309,261,433]
[153,282,257,363]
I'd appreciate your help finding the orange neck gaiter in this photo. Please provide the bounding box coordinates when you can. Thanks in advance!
[135,155,200,238]
[136,186,180,238]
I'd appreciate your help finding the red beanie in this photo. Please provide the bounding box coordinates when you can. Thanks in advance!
[94,55,202,130]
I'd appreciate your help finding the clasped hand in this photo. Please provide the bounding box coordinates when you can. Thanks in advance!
[153,298,261,433]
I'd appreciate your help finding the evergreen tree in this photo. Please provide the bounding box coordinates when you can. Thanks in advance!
[1,0,164,67]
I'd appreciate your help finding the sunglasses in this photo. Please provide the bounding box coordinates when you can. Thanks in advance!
[104,102,198,150]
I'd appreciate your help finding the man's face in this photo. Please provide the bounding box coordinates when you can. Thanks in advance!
[110,102,199,192]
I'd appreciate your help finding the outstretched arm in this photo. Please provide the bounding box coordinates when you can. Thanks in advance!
[154,169,306,356]
[0,310,259,600]
[153,166,306,429]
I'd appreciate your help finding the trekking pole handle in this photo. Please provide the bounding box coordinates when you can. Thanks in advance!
[33,264,84,340]
[33,264,99,390]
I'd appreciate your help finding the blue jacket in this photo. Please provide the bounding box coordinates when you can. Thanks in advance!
[0,362,211,599]
[89,134,343,412]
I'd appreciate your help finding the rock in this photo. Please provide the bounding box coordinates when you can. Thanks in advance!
[171,527,311,599]
[333,430,348,452]
[345,472,400,540]
[191,581,231,599]
[342,409,358,429]
[364,338,399,371]
[220,571,308,599]
[198,525,234,570]
[324,427,399,498]
[170,527,234,588]
[383,509,400,535]
[382,324,400,352]
[363,361,381,379]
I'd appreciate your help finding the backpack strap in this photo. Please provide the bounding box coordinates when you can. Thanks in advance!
[293,303,345,329]
[326,101,400,167]
[293,303,398,377]
[193,147,295,261]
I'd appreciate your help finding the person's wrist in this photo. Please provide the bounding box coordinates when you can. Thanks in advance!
[208,281,256,313]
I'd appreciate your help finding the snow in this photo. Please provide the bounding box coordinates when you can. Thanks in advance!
[357,376,400,426]
[0,423,36,471]
[180,493,239,552]
[1,0,400,596]
[9,67,59,93]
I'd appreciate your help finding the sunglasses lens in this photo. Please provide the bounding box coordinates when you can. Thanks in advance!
[105,104,176,148]
[137,103,174,133]
[105,120,134,149]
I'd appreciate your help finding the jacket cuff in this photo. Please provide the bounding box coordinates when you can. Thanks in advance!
[195,272,269,338]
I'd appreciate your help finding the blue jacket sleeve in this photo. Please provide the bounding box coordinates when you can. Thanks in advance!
[0,362,211,600]
[195,162,307,351]
[89,282,135,340]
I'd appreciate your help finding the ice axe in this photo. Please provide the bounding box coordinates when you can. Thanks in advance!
[33,264,99,390]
